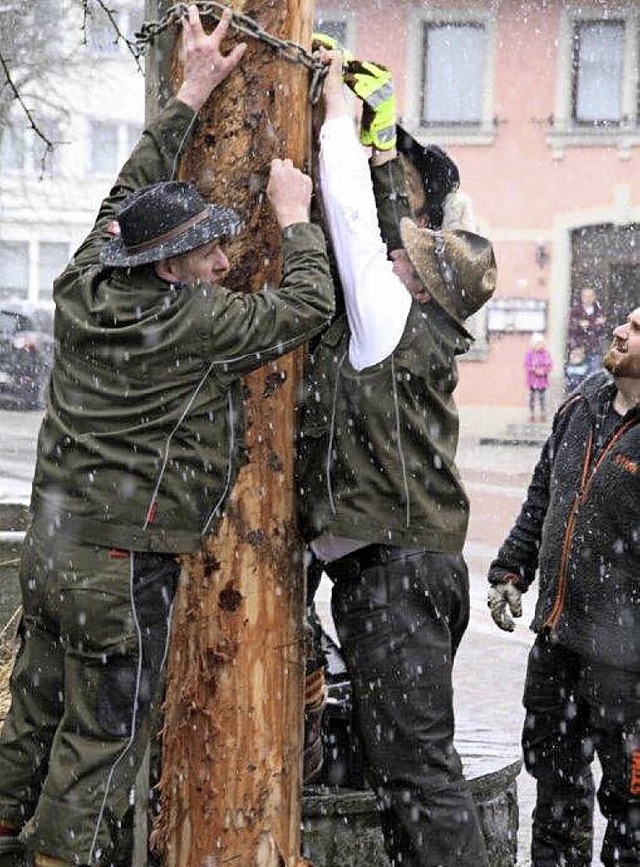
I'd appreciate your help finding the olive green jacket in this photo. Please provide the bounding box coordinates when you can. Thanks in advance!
[31,98,335,553]
[297,157,471,553]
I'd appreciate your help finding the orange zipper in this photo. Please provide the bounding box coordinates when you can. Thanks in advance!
[545,417,638,628]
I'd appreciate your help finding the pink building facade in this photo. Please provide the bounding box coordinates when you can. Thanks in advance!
[315,0,640,409]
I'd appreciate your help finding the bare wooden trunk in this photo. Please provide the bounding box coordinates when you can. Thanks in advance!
[150,2,315,865]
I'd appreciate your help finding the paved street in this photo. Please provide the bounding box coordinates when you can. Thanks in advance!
[457,438,542,866]
[0,411,607,864]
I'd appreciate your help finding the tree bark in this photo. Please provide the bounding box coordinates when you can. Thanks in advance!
[150,2,315,865]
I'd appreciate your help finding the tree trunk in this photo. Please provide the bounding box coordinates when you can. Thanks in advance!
[149,2,315,865]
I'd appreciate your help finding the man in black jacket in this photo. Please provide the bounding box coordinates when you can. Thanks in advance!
[487,306,640,867]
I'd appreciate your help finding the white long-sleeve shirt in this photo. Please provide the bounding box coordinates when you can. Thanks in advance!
[318,115,411,371]
[311,117,413,564]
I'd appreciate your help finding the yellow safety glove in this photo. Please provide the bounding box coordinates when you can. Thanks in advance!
[311,31,354,62]
[343,58,396,150]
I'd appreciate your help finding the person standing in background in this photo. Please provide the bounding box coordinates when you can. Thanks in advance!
[566,287,607,391]
[525,333,553,422]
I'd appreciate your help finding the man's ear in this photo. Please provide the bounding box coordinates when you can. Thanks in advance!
[155,258,179,283]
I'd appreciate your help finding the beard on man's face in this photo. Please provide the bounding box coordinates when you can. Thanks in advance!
[603,336,640,379]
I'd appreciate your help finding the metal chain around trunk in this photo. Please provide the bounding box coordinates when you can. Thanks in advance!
[135,1,327,103]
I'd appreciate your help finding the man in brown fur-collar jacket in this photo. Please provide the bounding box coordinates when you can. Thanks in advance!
[488,306,640,867]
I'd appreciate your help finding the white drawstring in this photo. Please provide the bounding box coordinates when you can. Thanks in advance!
[170,113,198,182]
[390,354,410,527]
[326,350,348,515]
[88,552,144,863]
[201,388,236,535]
[144,360,217,530]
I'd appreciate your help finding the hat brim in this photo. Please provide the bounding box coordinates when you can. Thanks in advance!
[396,124,423,162]
[396,124,460,191]
[399,217,476,341]
[100,204,243,268]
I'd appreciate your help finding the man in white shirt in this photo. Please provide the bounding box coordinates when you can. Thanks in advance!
[297,50,496,866]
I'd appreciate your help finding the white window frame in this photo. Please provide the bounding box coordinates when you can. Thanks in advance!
[1,116,63,179]
[404,6,497,147]
[0,241,30,300]
[88,119,120,176]
[38,241,70,301]
[0,123,28,175]
[87,119,144,178]
[86,9,120,57]
[548,4,640,155]
[0,236,70,306]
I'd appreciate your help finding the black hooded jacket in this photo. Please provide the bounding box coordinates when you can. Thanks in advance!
[489,371,640,672]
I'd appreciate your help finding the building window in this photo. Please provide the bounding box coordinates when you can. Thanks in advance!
[0,242,29,299]
[89,120,119,176]
[0,124,27,173]
[572,21,625,125]
[404,8,496,145]
[38,0,64,29]
[87,10,120,56]
[38,243,69,301]
[88,120,143,177]
[550,5,639,153]
[421,23,486,126]
[313,7,355,51]
[1,118,62,178]
[26,0,63,59]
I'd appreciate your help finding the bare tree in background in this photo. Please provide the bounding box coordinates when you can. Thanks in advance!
[0,0,142,172]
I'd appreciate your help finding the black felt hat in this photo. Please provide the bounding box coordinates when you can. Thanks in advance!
[100,181,242,268]
[396,125,460,228]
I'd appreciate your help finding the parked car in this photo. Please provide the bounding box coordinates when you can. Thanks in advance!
[0,301,54,410]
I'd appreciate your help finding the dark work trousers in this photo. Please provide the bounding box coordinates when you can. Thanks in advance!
[0,528,179,865]
[522,631,640,867]
[325,545,488,867]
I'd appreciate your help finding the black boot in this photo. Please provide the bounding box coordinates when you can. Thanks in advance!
[303,595,327,785]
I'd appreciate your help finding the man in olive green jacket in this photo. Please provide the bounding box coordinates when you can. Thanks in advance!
[0,8,334,867]
[298,51,495,867]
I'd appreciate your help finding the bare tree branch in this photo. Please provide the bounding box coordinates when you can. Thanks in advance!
[0,45,54,152]
[83,0,144,71]
[0,0,144,165]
